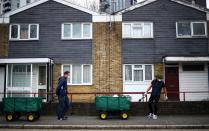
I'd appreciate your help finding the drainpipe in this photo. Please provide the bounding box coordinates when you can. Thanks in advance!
[162,57,166,81]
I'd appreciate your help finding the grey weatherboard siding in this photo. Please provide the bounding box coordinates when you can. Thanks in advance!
[9,0,92,64]
[122,0,208,64]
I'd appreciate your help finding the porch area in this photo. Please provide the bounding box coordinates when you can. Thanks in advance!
[0,58,53,102]
[163,56,209,101]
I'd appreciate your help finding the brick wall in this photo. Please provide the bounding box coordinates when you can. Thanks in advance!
[0,24,9,58]
[15,101,208,116]
[93,22,123,93]
[154,63,166,100]
[154,63,164,78]
[53,64,95,103]
[52,22,123,103]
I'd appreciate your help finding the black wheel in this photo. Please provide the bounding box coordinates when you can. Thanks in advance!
[35,112,40,120]
[5,113,14,122]
[120,111,129,120]
[99,112,108,120]
[27,113,35,122]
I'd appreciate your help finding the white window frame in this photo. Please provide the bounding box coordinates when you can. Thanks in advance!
[123,64,154,83]
[9,24,39,40]
[61,64,93,85]
[176,21,207,38]
[61,23,92,40]
[122,22,154,38]
[6,64,33,97]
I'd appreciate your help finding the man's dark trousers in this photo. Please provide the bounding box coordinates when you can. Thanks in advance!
[57,96,66,119]
[148,95,160,115]
[64,96,70,115]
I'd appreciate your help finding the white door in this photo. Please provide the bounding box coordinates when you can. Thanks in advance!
[179,63,209,101]
[0,67,5,101]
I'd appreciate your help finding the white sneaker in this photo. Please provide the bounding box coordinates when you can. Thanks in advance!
[147,113,153,119]
[152,115,158,120]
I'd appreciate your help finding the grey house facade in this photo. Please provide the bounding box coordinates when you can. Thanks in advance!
[0,0,209,102]
[0,0,97,102]
[119,0,209,101]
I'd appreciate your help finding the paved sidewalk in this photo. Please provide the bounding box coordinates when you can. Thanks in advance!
[0,115,209,129]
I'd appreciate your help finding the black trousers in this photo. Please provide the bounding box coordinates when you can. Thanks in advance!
[57,96,70,119]
[148,95,160,115]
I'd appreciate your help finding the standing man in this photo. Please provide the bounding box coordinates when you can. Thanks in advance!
[56,71,70,120]
[144,75,168,120]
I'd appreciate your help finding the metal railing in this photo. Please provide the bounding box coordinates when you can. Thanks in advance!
[1,91,209,102]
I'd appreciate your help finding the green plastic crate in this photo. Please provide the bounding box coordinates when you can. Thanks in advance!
[3,97,43,113]
[95,96,131,111]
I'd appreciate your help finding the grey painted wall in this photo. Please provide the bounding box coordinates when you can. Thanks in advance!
[9,0,92,64]
[122,0,208,64]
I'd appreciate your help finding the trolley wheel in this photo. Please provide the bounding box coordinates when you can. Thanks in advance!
[5,113,14,121]
[120,112,129,120]
[27,113,35,122]
[100,112,108,120]
[35,112,40,120]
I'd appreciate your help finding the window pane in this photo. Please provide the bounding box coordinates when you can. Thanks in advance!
[83,24,91,38]
[12,64,31,87]
[38,66,46,85]
[125,65,132,81]
[183,64,204,71]
[145,65,152,80]
[26,0,31,4]
[134,65,142,68]
[123,24,131,37]
[20,24,29,39]
[30,25,37,38]
[11,25,18,39]
[72,65,82,84]
[193,23,205,36]
[133,24,143,37]
[134,70,143,81]
[144,23,152,37]
[63,24,71,38]
[63,65,71,83]
[83,65,91,83]
[177,22,191,36]
[72,23,81,38]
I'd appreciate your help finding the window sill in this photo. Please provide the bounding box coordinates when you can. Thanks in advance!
[67,83,93,86]
[61,38,92,40]
[122,37,154,40]
[124,81,152,84]
[176,36,208,39]
[9,39,39,41]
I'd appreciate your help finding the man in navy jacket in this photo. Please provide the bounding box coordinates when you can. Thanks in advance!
[56,71,69,120]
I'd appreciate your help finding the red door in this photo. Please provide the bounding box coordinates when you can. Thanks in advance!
[165,67,179,101]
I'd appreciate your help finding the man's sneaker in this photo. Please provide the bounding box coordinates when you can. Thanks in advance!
[58,118,63,121]
[63,116,68,120]
[147,113,153,119]
[152,115,158,120]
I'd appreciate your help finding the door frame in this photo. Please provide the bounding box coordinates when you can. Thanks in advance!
[0,65,6,100]
[164,64,180,101]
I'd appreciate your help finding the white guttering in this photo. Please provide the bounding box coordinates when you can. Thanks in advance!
[0,58,53,64]
[163,57,209,63]
[93,14,122,22]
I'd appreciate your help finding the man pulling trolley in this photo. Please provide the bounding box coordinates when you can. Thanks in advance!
[144,75,168,120]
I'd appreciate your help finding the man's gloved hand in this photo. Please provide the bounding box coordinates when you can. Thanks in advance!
[165,95,168,101]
